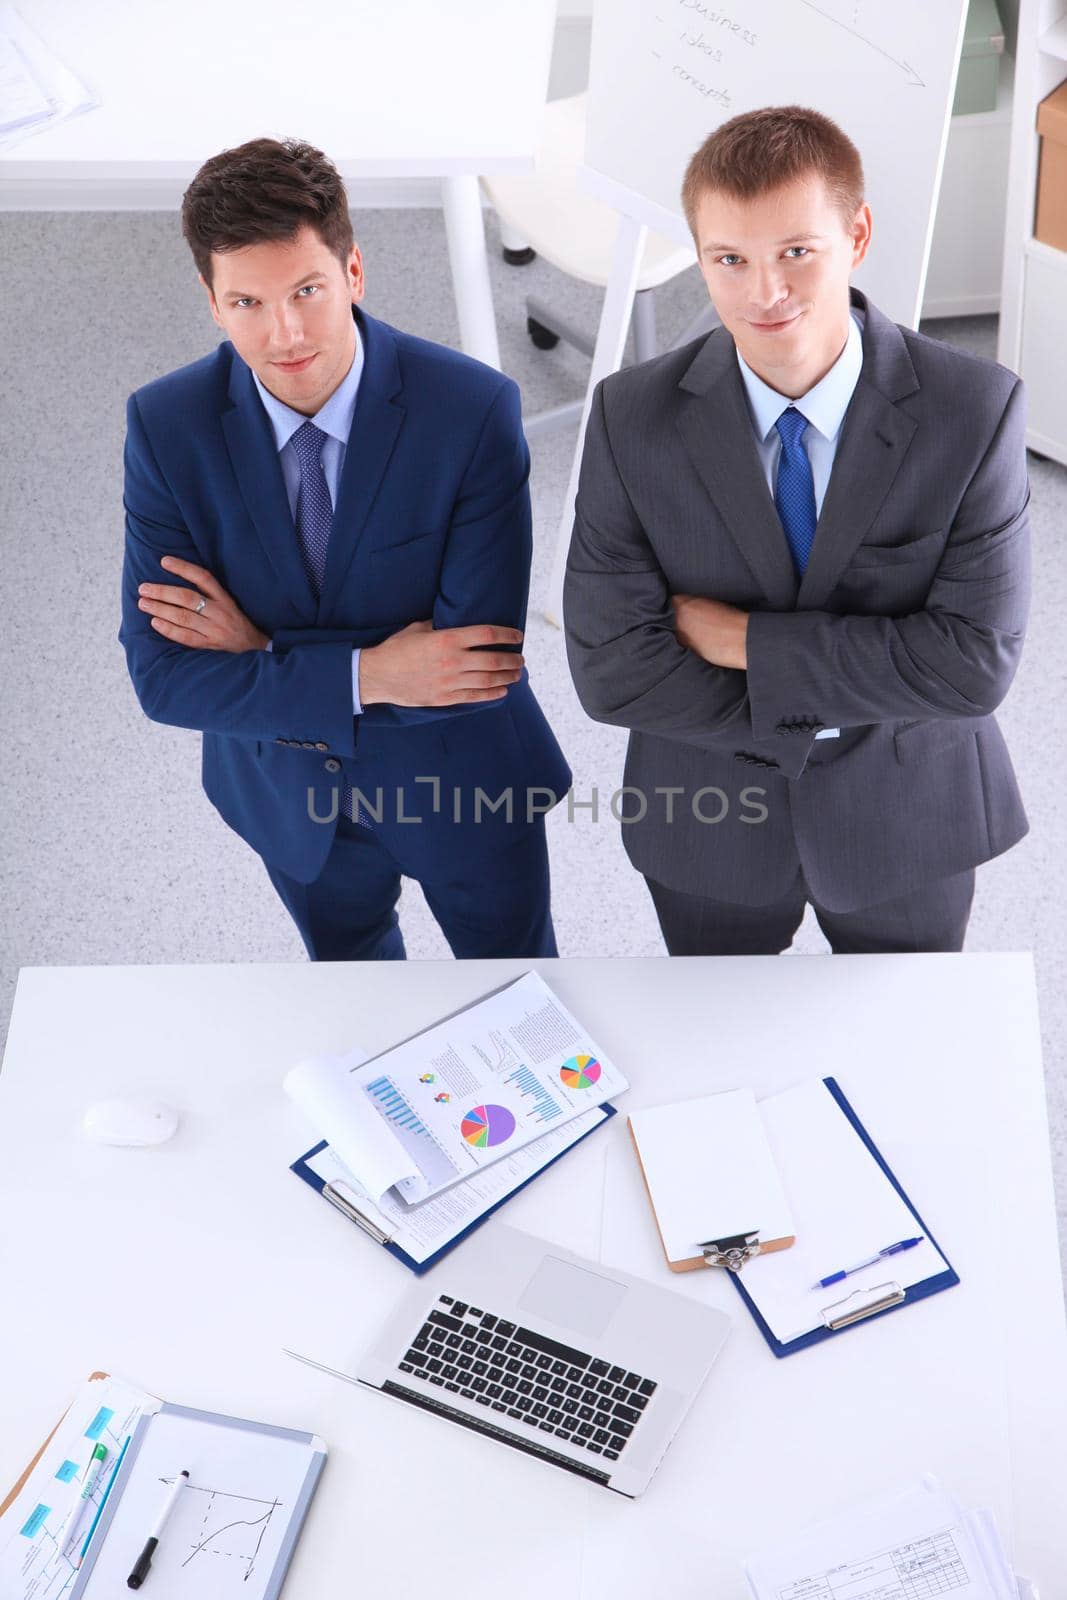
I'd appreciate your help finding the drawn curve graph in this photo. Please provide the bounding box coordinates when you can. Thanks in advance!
[178,1482,282,1583]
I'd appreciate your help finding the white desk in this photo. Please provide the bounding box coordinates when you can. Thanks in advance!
[1,955,1064,1595]
[0,0,558,367]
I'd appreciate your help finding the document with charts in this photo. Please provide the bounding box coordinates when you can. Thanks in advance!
[284,971,628,1204]
[745,1477,1018,1600]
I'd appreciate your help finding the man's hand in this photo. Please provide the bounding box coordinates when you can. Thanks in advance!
[359,621,524,707]
[138,557,269,652]
[672,594,749,670]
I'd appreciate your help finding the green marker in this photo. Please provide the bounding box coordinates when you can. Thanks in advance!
[58,1442,108,1560]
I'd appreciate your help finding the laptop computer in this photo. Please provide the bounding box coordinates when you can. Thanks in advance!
[354,1222,731,1498]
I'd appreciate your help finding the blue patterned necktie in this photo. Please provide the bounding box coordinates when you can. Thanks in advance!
[774,406,817,577]
[291,420,331,596]
[290,420,365,826]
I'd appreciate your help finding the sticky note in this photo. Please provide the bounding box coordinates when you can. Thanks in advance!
[55,1460,80,1483]
[20,1504,51,1537]
[84,1408,114,1441]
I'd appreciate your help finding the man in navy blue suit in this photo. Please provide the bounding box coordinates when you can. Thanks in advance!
[120,137,570,961]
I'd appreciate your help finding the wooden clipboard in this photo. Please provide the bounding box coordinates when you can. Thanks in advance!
[0,1371,109,1519]
[628,1120,795,1272]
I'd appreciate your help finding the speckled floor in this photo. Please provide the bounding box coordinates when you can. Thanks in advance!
[1,196,1064,1282]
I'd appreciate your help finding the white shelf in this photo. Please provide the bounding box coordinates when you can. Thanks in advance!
[1025,235,1067,266]
[1038,16,1067,58]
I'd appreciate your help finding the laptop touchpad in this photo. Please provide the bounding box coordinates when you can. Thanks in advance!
[518,1255,627,1340]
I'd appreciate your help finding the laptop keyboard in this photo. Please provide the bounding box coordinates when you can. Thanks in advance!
[396,1293,657,1463]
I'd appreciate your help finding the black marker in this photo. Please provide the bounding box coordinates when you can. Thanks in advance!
[126,1468,189,1589]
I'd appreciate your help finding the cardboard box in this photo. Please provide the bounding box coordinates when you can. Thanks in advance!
[1035,80,1067,252]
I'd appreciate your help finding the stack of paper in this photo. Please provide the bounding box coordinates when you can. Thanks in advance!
[0,3,96,151]
[285,970,628,1205]
[745,1477,1021,1599]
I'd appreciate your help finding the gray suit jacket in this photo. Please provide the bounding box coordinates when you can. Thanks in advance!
[564,287,1030,912]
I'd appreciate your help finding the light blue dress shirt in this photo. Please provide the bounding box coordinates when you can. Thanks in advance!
[735,310,863,515]
[253,331,365,713]
[735,311,863,739]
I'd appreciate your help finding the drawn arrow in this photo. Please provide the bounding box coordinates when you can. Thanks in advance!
[799,0,926,86]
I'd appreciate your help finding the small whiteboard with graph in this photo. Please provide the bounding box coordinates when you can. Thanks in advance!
[582,0,969,327]
[73,1403,325,1600]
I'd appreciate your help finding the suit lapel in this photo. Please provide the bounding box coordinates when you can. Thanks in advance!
[675,332,799,609]
[675,289,922,612]
[318,309,406,617]
[797,291,920,608]
[221,355,318,622]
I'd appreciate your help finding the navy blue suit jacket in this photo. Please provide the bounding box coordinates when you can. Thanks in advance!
[120,308,571,883]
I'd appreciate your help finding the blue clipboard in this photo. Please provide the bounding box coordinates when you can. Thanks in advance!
[290,1103,617,1275]
[727,1078,959,1358]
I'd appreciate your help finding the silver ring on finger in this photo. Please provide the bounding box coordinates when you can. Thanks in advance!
[194,597,207,615]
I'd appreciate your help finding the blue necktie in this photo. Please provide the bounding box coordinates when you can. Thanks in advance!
[291,421,365,826]
[774,407,817,577]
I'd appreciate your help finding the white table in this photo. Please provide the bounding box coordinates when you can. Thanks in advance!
[1,954,1064,1596]
[0,0,558,367]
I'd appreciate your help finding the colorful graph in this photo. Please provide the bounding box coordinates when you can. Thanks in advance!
[560,1055,602,1090]
[460,1104,516,1149]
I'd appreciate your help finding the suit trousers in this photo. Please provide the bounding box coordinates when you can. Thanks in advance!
[263,810,558,962]
[645,866,976,956]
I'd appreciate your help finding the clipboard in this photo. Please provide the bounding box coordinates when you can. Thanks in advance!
[291,1102,617,1275]
[627,1088,795,1272]
[69,1403,326,1599]
[729,1078,959,1358]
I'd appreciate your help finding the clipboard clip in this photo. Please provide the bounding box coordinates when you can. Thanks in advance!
[821,1279,905,1329]
[698,1231,761,1273]
[323,1180,395,1247]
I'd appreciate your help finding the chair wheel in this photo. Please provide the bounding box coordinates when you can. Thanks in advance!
[527,317,560,351]
[503,246,537,266]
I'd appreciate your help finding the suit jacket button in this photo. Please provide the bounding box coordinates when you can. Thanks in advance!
[325,758,341,773]
[275,737,285,745]
[733,752,746,762]
[314,742,328,752]
[301,741,315,749]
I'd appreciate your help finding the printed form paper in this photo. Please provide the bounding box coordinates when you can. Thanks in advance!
[0,1374,158,1599]
[744,1477,1017,1600]
[285,971,627,1204]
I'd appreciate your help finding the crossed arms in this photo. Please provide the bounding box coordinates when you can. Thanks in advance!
[120,379,532,748]
[564,377,1030,769]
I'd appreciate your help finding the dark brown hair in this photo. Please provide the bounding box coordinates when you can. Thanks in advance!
[681,106,865,239]
[181,137,354,288]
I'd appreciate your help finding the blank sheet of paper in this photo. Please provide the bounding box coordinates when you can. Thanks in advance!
[628,1088,794,1264]
[740,1080,948,1344]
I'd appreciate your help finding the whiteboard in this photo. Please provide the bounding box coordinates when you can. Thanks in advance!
[582,0,969,327]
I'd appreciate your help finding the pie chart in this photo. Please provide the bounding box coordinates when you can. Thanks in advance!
[560,1055,602,1090]
[460,1103,516,1149]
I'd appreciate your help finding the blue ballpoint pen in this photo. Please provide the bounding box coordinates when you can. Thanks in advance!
[813,1236,924,1290]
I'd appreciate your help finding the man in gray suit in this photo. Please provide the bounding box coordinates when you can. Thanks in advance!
[564,106,1030,955]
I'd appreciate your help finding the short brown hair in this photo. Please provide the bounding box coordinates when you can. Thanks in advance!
[181,136,354,288]
[681,106,864,238]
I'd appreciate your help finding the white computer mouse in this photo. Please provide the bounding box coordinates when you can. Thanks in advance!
[81,1098,180,1148]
